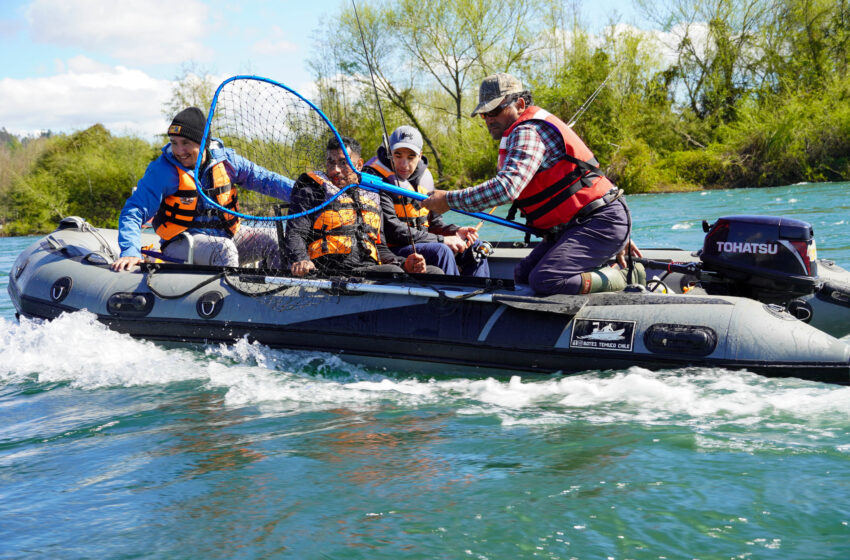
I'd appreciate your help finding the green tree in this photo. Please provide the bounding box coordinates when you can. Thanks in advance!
[760,0,850,94]
[162,62,218,121]
[311,0,543,181]
[390,0,537,124]
[638,0,770,125]
[1,125,156,235]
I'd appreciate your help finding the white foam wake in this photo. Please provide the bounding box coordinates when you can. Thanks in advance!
[3,312,850,442]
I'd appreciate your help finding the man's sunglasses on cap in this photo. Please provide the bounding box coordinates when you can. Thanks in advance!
[480,95,519,118]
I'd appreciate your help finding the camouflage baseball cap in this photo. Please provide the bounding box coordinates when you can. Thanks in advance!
[470,73,524,117]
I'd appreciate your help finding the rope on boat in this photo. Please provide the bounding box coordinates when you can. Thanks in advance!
[143,264,226,300]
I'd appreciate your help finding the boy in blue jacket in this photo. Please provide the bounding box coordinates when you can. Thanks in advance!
[111,107,293,271]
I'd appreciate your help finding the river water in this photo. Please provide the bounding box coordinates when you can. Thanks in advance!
[1,182,849,559]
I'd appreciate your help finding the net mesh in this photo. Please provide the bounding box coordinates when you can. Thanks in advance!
[201,77,349,309]
[208,77,333,219]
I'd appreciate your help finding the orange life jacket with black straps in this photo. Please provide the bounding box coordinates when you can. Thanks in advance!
[363,155,393,179]
[386,178,429,246]
[303,172,383,269]
[152,161,239,241]
[500,106,614,231]
[363,156,430,243]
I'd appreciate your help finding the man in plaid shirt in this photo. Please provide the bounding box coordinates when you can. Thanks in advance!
[422,73,642,295]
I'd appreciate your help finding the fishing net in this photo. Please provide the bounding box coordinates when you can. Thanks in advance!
[193,76,377,310]
[146,76,501,314]
[207,77,332,218]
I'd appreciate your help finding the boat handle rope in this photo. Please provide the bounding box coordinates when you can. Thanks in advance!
[401,273,498,308]
[145,265,298,300]
[221,274,292,298]
[143,264,226,300]
[80,221,118,260]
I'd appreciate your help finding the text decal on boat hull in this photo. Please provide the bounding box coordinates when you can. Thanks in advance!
[570,319,636,352]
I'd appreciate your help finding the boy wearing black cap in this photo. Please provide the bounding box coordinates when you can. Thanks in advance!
[112,107,294,271]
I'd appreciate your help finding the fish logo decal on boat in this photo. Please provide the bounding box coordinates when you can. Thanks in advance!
[577,323,626,341]
[570,319,636,351]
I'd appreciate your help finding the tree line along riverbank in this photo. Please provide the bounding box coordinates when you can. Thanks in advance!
[2,0,848,236]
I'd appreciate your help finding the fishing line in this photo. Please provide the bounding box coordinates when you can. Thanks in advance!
[350,0,417,253]
[564,61,637,281]
[568,61,621,128]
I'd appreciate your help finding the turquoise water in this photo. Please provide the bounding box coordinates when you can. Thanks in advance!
[2,182,850,559]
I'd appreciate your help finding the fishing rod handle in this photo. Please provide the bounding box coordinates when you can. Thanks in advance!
[635,258,702,275]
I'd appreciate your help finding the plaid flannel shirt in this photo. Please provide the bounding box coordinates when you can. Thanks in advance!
[446,120,567,214]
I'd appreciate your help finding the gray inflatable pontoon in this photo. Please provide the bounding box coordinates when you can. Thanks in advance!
[8,216,850,384]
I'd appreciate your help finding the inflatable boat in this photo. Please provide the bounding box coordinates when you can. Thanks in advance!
[7,216,850,384]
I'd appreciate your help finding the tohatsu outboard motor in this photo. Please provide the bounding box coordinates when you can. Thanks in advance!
[698,215,819,303]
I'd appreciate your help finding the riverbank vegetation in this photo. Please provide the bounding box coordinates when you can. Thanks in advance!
[2,0,849,235]
[0,126,155,235]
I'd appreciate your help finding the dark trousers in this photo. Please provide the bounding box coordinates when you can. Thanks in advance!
[395,241,490,277]
[514,199,630,295]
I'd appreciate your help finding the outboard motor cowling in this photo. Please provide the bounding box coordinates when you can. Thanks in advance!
[699,215,819,302]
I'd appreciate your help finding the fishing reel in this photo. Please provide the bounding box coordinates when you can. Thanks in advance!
[471,240,494,264]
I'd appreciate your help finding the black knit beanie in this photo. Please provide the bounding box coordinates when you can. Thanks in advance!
[167,107,206,145]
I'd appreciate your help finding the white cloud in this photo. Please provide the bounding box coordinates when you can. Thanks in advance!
[25,0,208,65]
[0,59,172,139]
[66,55,114,74]
[251,26,298,56]
[537,22,698,73]
[651,22,710,66]
[0,16,24,37]
[252,38,299,56]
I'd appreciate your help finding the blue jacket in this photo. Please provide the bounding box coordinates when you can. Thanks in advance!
[117,139,293,258]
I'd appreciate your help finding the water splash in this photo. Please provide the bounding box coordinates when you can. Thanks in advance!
[3,311,849,444]
[0,312,206,388]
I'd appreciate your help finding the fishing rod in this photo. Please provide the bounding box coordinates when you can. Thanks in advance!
[565,60,640,281]
[567,60,621,128]
[350,0,417,253]
[473,206,498,231]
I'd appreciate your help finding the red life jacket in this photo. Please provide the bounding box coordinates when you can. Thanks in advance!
[499,106,614,231]
[152,161,239,240]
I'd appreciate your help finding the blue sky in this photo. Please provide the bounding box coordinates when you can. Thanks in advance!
[0,0,643,140]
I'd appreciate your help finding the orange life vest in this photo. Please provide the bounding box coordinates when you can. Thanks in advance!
[152,161,239,240]
[387,178,430,245]
[363,156,430,244]
[500,106,614,231]
[363,156,393,179]
[304,172,382,267]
